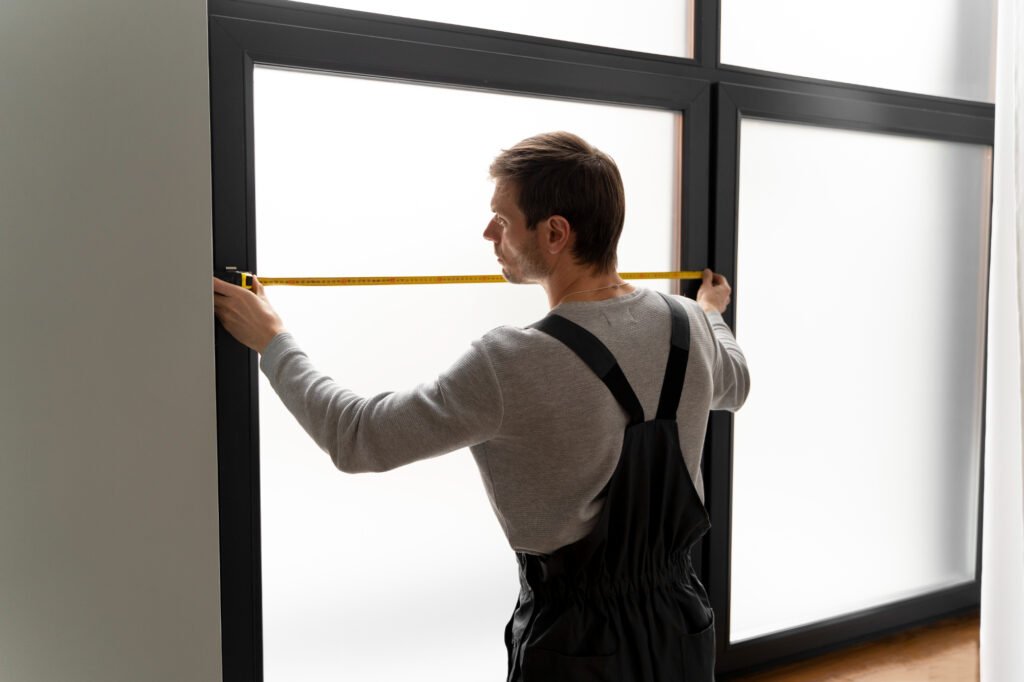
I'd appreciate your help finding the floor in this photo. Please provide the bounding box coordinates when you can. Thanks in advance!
[728,612,980,682]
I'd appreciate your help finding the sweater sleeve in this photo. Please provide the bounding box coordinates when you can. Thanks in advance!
[259,332,504,473]
[701,310,750,412]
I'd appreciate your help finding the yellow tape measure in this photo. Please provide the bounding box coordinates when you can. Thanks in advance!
[224,270,704,289]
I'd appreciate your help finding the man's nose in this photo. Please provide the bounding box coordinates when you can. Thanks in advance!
[483,220,498,242]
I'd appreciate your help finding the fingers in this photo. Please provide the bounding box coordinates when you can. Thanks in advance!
[702,269,728,286]
[213,277,243,324]
[213,275,251,297]
[702,270,730,290]
[212,291,233,314]
[696,268,734,313]
[212,276,235,295]
[213,274,260,298]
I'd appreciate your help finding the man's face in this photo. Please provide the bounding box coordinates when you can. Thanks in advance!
[484,181,550,284]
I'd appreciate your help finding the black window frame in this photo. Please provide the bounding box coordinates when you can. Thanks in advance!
[209,1,993,679]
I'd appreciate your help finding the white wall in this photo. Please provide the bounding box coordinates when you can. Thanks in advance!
[0,1,221,680]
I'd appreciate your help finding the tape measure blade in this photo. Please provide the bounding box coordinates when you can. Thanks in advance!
[255,271,704,286]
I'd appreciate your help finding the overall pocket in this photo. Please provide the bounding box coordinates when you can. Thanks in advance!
[681,611,716,681]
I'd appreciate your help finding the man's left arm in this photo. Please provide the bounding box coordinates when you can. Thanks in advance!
[695,269,750,411]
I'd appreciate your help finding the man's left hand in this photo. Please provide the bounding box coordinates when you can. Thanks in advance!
[213,275,287,353]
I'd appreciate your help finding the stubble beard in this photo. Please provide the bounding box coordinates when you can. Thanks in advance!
[500,239,549,285]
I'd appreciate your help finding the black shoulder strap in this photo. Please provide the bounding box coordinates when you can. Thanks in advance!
[530,315,645,426]
[655,292,691,420]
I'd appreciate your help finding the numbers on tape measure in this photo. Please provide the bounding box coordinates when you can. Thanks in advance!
[221,270,705,288]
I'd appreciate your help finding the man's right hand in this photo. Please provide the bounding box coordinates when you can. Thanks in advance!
[696,269,732,314]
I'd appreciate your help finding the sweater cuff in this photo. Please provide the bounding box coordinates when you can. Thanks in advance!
[259,331,302,379]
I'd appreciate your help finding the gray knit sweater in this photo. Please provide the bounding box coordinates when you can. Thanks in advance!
[260,287,749,556]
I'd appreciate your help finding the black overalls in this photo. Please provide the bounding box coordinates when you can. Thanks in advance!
[504,293,715,682]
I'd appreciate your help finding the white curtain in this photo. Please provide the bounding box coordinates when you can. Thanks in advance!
[981,0,1024,679]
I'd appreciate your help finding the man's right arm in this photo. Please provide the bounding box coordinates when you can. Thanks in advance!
[259,333,503,473]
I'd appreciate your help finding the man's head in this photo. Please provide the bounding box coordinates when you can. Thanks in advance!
[487,132,625,276]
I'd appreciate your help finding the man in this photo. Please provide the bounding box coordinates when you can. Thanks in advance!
[213,131,749,680]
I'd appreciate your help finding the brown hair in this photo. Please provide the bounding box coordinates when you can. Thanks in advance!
[489,131,625,273]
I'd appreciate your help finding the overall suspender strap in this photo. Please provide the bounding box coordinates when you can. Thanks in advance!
[655,293,691,420]
[530,314,646,426]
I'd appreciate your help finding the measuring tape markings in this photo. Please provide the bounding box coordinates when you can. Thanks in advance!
[230,271,704,289]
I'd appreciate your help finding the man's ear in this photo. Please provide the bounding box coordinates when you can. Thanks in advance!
[543,215,572,255]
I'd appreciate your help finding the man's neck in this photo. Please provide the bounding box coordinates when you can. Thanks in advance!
[543,267,634,309]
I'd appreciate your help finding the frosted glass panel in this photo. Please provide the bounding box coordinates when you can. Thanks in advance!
[286,0,693,58]
[730,118,989,642]
[721,0,995,102]
[254,66,680,681]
